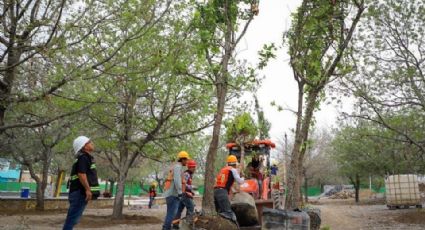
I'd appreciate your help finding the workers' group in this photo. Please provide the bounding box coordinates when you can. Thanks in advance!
[162,152,244,230]
[62,136,245,230]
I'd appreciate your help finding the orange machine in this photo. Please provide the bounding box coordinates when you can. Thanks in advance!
[226,140,277,200]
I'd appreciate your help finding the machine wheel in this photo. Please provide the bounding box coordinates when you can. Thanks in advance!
[416,205,422,209]
[387,205,396,210]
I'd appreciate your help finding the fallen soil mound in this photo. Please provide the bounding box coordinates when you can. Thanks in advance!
[393,211,425,225]
[192,215,238,230]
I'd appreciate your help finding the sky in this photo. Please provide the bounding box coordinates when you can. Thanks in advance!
[237,0,352,141]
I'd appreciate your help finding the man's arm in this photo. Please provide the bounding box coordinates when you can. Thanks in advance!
[230,168,245,184]
[76,157,92,201]
[78,173,92,201]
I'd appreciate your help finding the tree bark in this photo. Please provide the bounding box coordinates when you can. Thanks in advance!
[285,88,320,209]
[355,174,360,203]
[0,45,21,128]
[35,181,46,210]
[304,168,308,203]
[27,166,44,210]
[112,172,127,219]
[26,150,51,211]
[349,174,361,203]
[201,0,233,215]
[239,141,246,174]
[202,83,228,215]
[285,81,305,209]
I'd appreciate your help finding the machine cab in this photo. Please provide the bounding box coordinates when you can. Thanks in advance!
[226,140,276,200]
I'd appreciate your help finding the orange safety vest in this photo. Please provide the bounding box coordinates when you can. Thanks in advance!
[164,163,186,193]
[215,166,234,190]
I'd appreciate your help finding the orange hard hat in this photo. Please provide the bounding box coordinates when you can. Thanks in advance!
[177,151,190,159]
[227,155,238,164]
[187,160,197,168]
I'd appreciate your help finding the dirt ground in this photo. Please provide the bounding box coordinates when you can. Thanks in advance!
[1,198,425,230]
[312,198,425,230]
[0,207,166,230]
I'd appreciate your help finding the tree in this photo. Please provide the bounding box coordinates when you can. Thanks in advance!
[225,112,258,169]
[339,0,425,156]
[284,0,365,209]
[254,95,271,140]
[193,0,259,214]
[331,116,425,202]
[0,121,70,210]
[77,0,214,218]
[0,1,109,131]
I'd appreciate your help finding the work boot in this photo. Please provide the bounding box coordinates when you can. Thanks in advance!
[172,224,180,229]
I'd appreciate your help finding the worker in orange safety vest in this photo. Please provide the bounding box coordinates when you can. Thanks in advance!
[213,155,245,223]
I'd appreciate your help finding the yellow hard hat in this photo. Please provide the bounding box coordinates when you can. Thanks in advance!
[177,151,190,159]
[227,155,238,163]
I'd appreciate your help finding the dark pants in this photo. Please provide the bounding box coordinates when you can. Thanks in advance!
[63,190,87,230]
[149,196,155,208]
[173,194,195,228]
[214,188,237,222]
[162,196,181,230]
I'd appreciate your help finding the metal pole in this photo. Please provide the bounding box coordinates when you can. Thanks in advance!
[369,175,372,191]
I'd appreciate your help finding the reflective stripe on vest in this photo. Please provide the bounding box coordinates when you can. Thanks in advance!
[90,186,100,192]
[71,175,79,181]
[215,166,233,188]
[90,164,96,169]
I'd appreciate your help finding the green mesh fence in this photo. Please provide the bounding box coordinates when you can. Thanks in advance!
[0,182,151,196]
[1,182,386,196]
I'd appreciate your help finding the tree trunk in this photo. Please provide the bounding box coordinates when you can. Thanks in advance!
[239,142,245,174]
[27,168,45,211]
[350,174,361,203]
[35,181,45,210]
[355,174,360,203]
[26,152,51,211]
[0,106,5,128]
[304,169,308,203]
[112,174,127,219]
[202,0,233,214]
[0,34,22,128]
[285,88,320,209]
[202,83,228,215]
[285,155,301,209]
[285,82,304,209]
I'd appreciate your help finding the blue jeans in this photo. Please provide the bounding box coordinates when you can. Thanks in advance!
[174,194,194,222]
[162,196,181,230]
[149,196,155,208]
[63,190,87,230]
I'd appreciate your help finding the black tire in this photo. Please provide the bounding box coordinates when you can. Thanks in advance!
[416,205,422,209]
[387,205,396,210]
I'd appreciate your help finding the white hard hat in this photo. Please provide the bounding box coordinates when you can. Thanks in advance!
[73,136,90,155]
